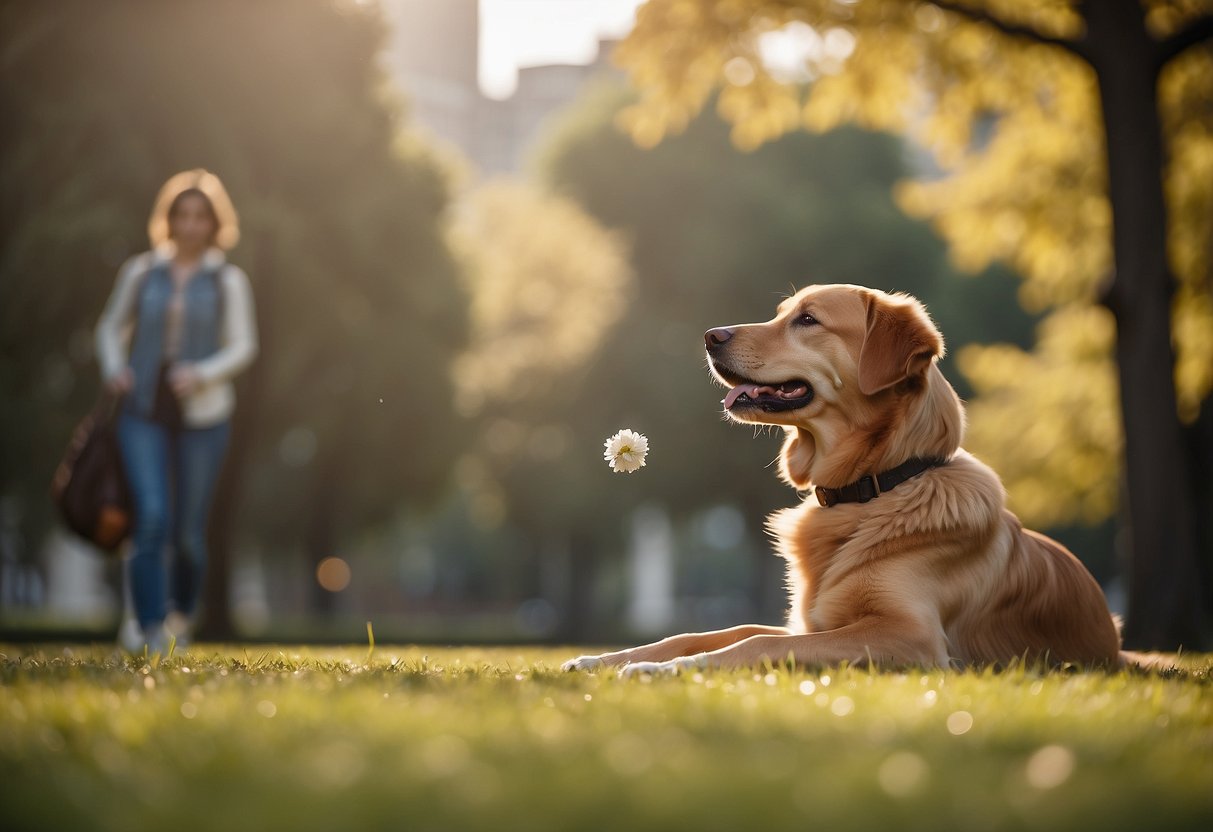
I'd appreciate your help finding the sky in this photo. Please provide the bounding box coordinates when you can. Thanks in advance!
[479,0,645,99]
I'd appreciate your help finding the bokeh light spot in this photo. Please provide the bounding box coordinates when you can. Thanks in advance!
[946,710,974,735]
[316,557,352,592]
[877,751,929,797]
[830,696,855,717]
[1025,744,1075,789]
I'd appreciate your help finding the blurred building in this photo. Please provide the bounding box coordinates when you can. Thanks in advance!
[382,0,481,161]
[382,0,619,175]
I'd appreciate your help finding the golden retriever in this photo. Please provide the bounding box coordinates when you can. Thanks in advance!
[565,284,1128,675]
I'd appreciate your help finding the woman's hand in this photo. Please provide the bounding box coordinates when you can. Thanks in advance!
[106,367,134,395]
[169,363,202,396]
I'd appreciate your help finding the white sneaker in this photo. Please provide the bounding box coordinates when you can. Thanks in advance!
[117,617,145,653]
[118,620,172,656]
[164,611,193,651]
[144,624,172,656]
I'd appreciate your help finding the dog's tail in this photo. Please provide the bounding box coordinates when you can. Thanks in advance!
[1119,650,1181,673]
[1112,616,1183,673]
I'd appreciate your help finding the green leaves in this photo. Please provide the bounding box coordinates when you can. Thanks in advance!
[611,0,1213,528]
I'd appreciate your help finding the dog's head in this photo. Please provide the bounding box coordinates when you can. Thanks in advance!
[705,284,962,489]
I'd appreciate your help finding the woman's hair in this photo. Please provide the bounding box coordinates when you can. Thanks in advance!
[147,168,240,251]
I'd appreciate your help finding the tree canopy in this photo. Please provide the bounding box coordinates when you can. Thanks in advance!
[449,178,634,533]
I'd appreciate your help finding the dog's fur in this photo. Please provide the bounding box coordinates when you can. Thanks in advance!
[567,284,1128,673]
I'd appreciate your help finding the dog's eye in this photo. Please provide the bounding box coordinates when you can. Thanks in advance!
[795,312,819,327]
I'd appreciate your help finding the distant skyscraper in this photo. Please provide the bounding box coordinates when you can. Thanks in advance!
[382,0,481,163]
[383,0,619,176]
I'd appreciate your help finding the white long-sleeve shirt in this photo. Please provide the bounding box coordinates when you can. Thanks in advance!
[95,246,258,427]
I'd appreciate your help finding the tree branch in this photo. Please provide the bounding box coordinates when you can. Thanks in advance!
[1156,14,1213,70]
[925,0,1093,64]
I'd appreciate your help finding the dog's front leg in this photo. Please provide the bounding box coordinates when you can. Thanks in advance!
[562,624,791,671]
[619,620,949,676]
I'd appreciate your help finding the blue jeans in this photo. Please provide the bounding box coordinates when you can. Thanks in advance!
[117,411,230,632]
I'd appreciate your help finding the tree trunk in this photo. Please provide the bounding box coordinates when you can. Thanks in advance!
[1085,0,1207,649]
[307,449,344,617]
[742,492,785,624]
[197,404,244,640]
[1184,393,1213,617]
[198,223,276,641]
[560,528,598,643]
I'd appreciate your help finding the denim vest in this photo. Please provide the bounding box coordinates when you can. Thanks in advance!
[126,261,223,419]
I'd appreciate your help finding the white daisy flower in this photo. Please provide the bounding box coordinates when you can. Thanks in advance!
[603,429,649,473]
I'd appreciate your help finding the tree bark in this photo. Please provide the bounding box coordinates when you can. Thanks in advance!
[198,223,276,641]
[1084,0,1208,649]
[1186,394,1213,618]
[307,450,343,617]
[197,396,245,640]
[560,528,598,642]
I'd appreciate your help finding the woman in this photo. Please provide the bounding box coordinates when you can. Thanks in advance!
[95,169,258,652]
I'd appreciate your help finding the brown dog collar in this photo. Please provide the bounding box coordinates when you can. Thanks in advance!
[814,457,947,507]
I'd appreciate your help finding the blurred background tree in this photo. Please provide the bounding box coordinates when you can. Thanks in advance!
[448,179,635,639]
[615,0,1213,650]
[0,0,466,635]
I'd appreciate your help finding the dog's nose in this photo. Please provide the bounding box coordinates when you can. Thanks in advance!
[705,327,734,349]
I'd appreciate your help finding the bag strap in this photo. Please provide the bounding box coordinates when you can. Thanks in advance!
[92,389,123,426]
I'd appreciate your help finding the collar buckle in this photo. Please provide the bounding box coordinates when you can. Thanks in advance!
[815,486,837,508]
[855,473,881,503]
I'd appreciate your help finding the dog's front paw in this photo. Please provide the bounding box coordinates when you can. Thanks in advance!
[619,653,709,679]
[562,654,608,672]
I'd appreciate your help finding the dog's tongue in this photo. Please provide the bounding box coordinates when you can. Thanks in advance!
[724,383,766,409]
[724,381,812,408]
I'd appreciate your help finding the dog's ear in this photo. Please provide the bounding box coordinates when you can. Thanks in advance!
[779,427,816,489]
[857,292,944,395]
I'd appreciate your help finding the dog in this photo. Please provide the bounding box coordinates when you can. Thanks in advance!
[565,284,1128,675]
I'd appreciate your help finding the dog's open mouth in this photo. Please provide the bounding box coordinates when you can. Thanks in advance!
[723,379,815,412]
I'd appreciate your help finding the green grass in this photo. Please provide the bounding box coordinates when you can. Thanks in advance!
[1,644,1211,832]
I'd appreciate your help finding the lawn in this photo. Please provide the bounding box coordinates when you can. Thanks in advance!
[1,644,1210,832]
